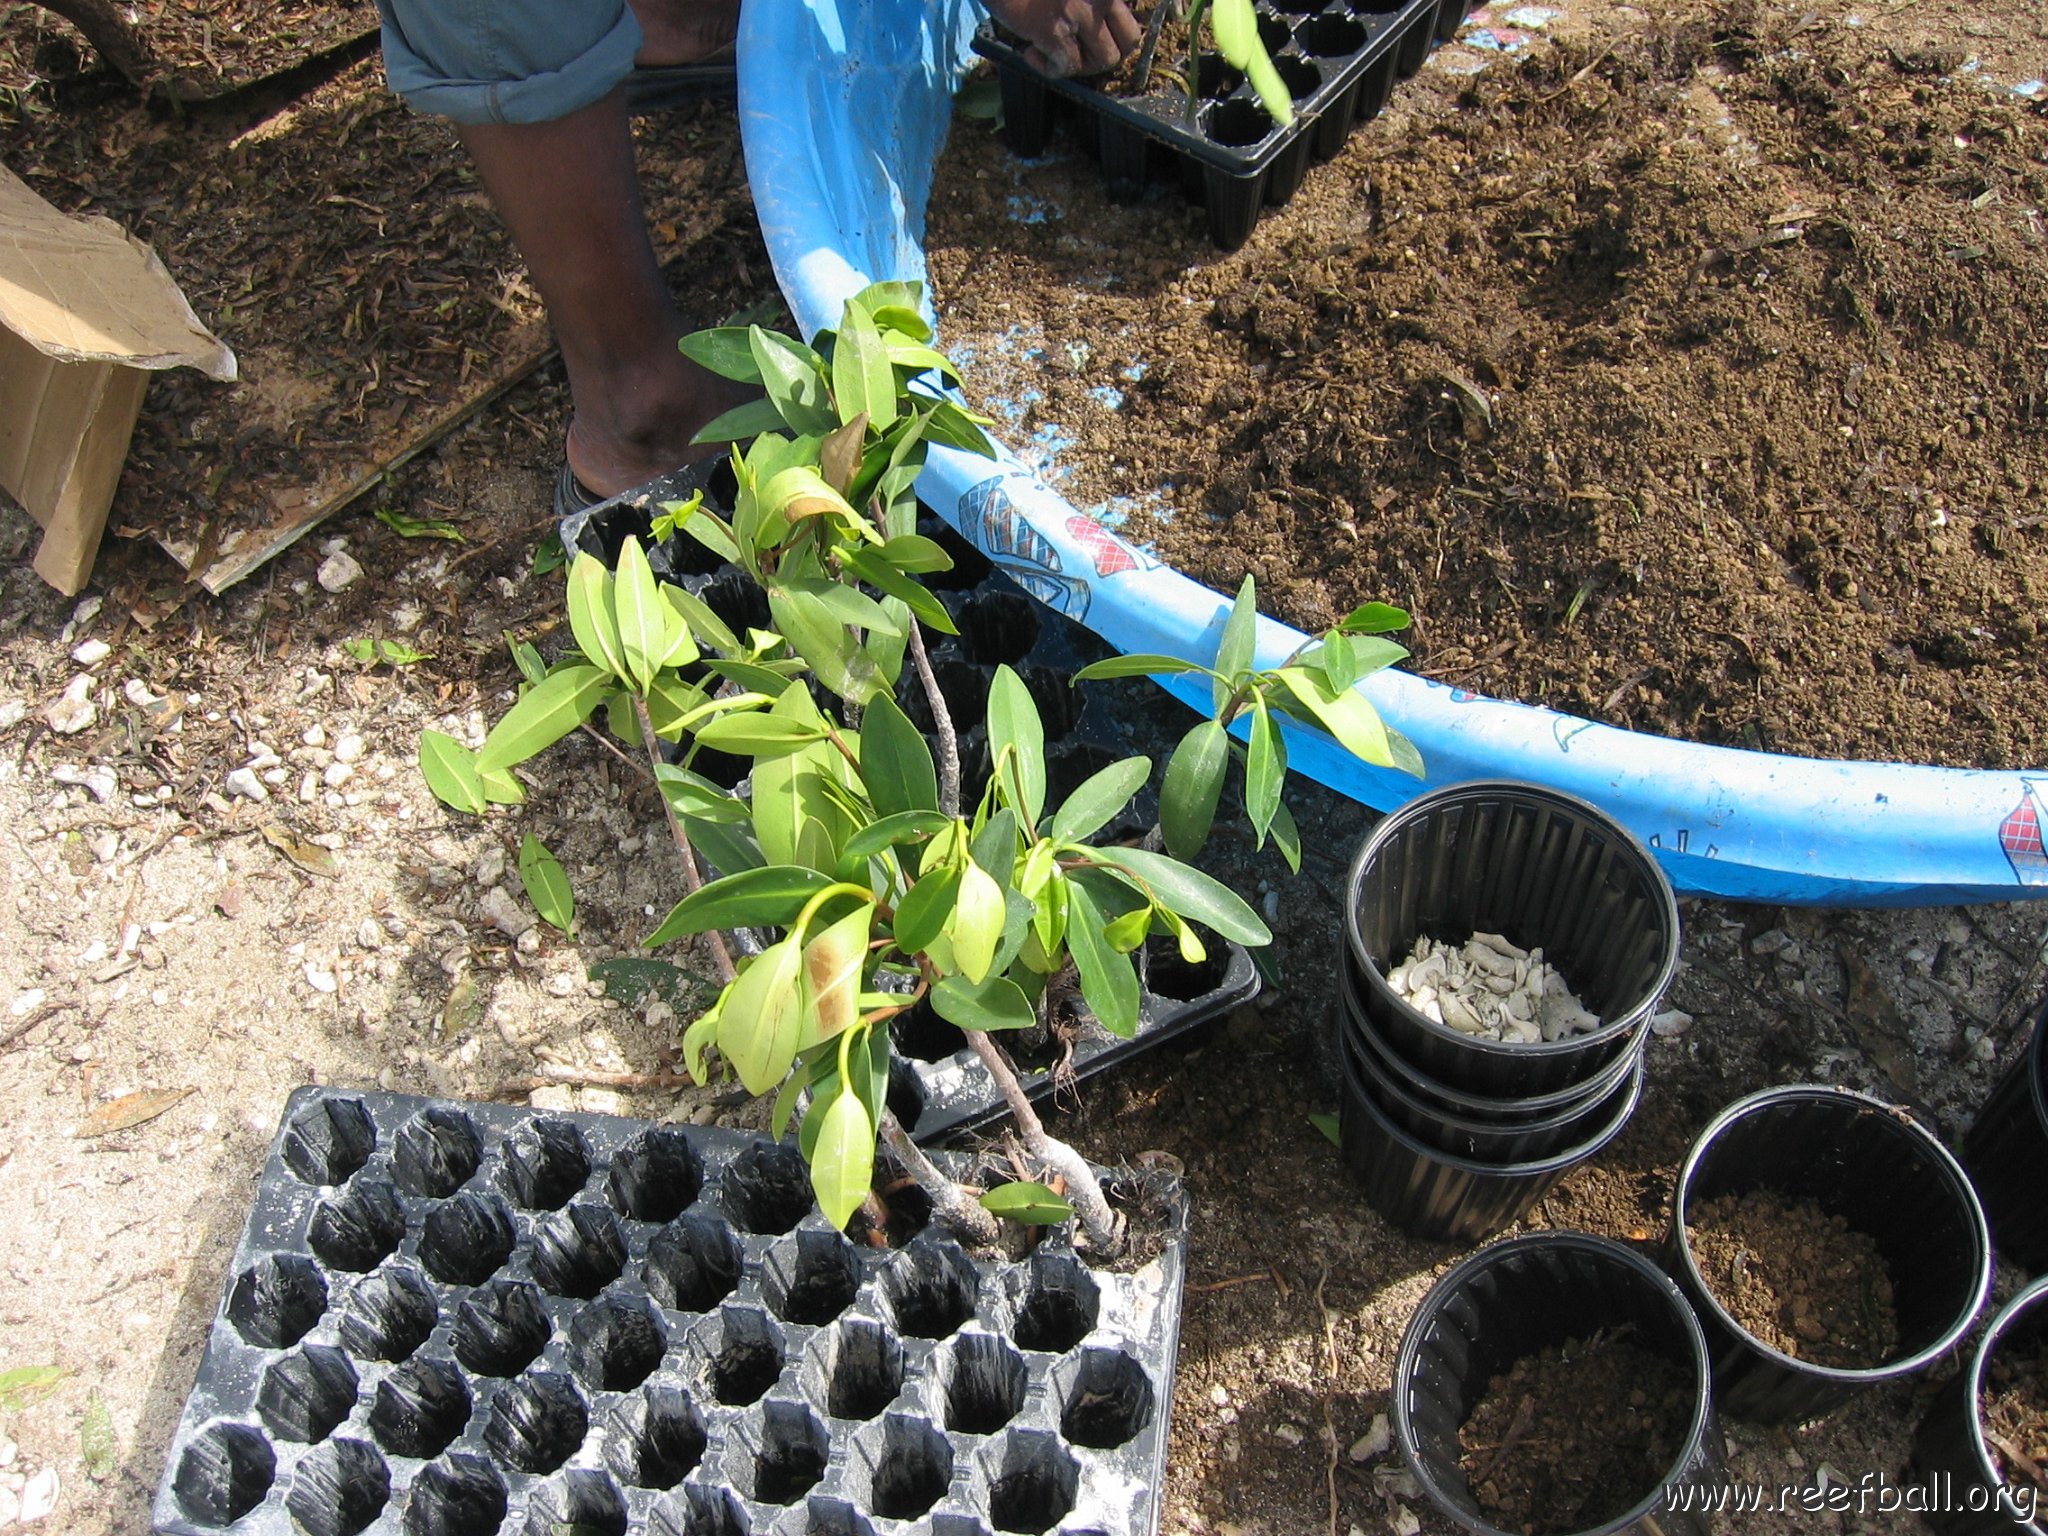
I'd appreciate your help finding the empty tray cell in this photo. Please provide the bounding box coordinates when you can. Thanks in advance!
[172,1419,277,1528]
[226,1252,328,1350]
[898,657,987,738]
[1276,54,1323,103]
[281,1095,378,1187]
[981,1429,1079,1536]
[403,1453,505,1536]
[727,1400,830,1506]
[761,1229,862,1326]
[692,1304,786,1407]
[497,1116,593,1210]
[846,1413,955,1523]
[1302,9,1368,53]
[483,1370,588,1475]
[1143,929,1229,1002]
[1016,665,1080,743]
[256,1344,359,1443]
[1052,1345,1155,1449]
[878,1240,979,1340]
[607,1125,705,1223]
[418,1188,516,1287]
[452,1277,552,1377]
[644,1210,744,1313]
[369,1356,471,1461]
[308,1177,406,1273]
[1002,1251,1100,1354]
[718,1141,814,1235]
[285,1436,389,1536]
[338,1262,438,1363]
[801,1497,878,1536]
[392,1106,482,1199]
[522,1468,627,1536]
[956,589,1042,667]
[567,1292,669,1392]
[602,1383,707,1489]
[935,1331,1027,1436]
[890,1000,969,1065]
[851,1168,934,1253]
[799,1316,906,1422]
[648,1484,752,1536]
[531,1202,629,1299]
[1208,96,1278,151]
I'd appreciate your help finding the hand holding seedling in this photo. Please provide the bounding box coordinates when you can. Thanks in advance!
[985,0,1144,78]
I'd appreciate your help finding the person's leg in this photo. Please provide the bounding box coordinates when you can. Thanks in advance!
[628,0,740,68]
[457,90,741,497]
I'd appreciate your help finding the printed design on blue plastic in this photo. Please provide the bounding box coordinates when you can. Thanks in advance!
[1063,512,1158,580]
[2000,781,2048,886]
[958,474,1092,618]
[1552,718,1597,753]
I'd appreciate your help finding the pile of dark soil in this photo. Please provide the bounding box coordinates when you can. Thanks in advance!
[927,4,2048,770]
[1687,1187,1899,1367]
[1456,1329,1693,1534]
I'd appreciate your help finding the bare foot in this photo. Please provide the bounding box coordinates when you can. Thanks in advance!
[627,0,741,67]
[562,358,757,498]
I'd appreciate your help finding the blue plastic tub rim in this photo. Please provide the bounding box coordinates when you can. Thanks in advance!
[736,0,2048,908]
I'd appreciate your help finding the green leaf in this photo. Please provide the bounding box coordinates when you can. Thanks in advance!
[665,585,740,657]
[1064,879,1141,1038]
[643,672,711,741]
[831,301,898,431]
[419,730,486,814]
[706,659,799,697]
[769,586,884,705]
[692,712,831,756]
[772,1049,837,1142]
[861,692,939,817]
[1029,869,1069,960]
[1339,601,1412,635]
[809,1084,874,1232]
[684,814,764,876]
[773,577,902,637]
[751,326,837,435]
[531,531,567,575]
[717,937,806,1096]
[949,859,1005,983]
[979,1181,1074,1225]
[681,1001,722,1081]
[932,973,1035,1032]
[878,534,954,574]
[922,399,996,457]
[653,764,750,824]
[477,665,611,772]
[479,767,527,806]
[518,833,574,934]
[1386,726,1426,780]
[1215,574,1258,713]
[803,900,873,1043]
[374,507,464,541]
[1275,666,1397,769]
[507,635,548,687]
[681,326,768,382]
[613,536,668,692]
[1269,796,1303,874]
[1070,653,1209,682]
[1047,756,1151,843]
[566,553,626,682]
[843,809,949,862]
[344,636,432,667]
[1161,719,1229,861]
[1246,696,1285,842]
[1104,905,1152,953]
[0,1366,64,1412]
[893,865,961,955]
[987,666,1045,828]
[838,547,957,634]
[1308,1112,1341,1149]
[676,503,743,564]
[645,866,837,946]
[80,1389,115,1480]
[691,397,789,447]
[1088,845,1273,947]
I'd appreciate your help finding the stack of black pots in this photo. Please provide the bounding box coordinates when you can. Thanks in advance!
[1335,781,1681,1242]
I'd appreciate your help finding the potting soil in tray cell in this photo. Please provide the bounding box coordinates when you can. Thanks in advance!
[973,0,1463,250]
[155,1086,1190,1536]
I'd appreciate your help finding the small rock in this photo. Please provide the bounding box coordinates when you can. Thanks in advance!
[1209,1384,1231,1408]
[1749,928,1793,957]
[528,1086,576,1112]
[515,929,543,958]
[19,1466,56,1523]
[317,550,365,592]
[0,700,26,731]
[1651,1008,1694,1037]
[1272,1422,1304,1447]
[475,845,507,888]
[323,762,354,789]
[1348,1413,1391,1462]
[51,764,117,804]
[333,733,366,764]
[0,1438,15,1468]
[91,831,119,864]
[0,1484,16,1525]
[44,677,96,735]
[480,886,535,939]
[1389,1504,1420,1536]
[357,918,385,951]
[305,964,339,994]
[71,638,111,667]
[225,767,270,803]
[9,990,47,1018]
[302,723,327,748]
[545,971,578,997]
[122,679,161,707]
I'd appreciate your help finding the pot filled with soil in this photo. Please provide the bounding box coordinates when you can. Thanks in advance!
[1963,999,2048,1274]
[1343,780,1680,1099]
[1335,1020,1645,1242]
[1913,1275,2048,1535]
[1393,1231,1725,1535]
[1665,1084,1992,1424]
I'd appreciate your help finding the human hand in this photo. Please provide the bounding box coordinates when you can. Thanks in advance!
[983,0,1144,79]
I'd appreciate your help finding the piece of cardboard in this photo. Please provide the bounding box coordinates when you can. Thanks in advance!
[0,162,236,594]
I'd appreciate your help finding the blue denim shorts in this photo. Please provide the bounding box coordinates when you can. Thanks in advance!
[375,0,642,123]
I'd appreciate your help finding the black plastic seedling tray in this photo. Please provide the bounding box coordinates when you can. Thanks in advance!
[156,1086,1190,1536]
[973,0,1471,249]
[560,495,1263,1149]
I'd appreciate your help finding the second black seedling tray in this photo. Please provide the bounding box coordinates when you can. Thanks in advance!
[974,0,1473,249]
[156,1087,1189,1536]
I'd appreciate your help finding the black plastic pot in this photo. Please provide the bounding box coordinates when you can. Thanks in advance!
[1394,1232,1727,1535]
[1336,1024,1644,1243]
[1963,1000,2048,1273]
[1344,780,1681,1099]
[1665,1085,1993,1425]
[1912,1276,2048,1534]
[1340,1000,1646,1162]
[1336,963,1645,1125]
